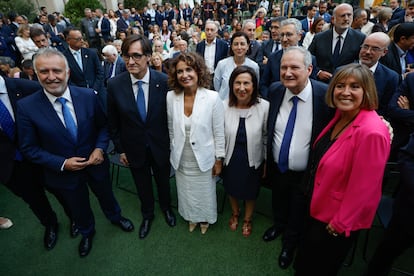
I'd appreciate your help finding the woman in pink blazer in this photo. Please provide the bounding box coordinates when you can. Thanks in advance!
[294,64,391,275]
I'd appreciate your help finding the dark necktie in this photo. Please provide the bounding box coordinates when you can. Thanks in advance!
[56,97,77,141]
[109,63,114,78]
[136,81,146,122]
[272,41,279,53]
[333,35,342,66]
[0,98,22,160]
[278,96,299,173]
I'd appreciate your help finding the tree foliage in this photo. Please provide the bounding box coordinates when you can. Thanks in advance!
[0,0,36,22]
[64,0,104,27]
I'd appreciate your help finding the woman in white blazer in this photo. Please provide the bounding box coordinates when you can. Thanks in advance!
[223,66,269,237]
[167,52,225,234]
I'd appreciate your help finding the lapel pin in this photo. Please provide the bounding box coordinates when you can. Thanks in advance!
[156,84,159,87]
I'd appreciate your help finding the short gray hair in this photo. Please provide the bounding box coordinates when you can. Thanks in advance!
[33,47,69,74]
[281,18,302,34]
[283,46,312,68]
[102,44,118,56]
[242,19,256,30]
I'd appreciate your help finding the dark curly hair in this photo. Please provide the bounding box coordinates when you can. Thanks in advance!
[168,52,211,92]
[228,66,259,107]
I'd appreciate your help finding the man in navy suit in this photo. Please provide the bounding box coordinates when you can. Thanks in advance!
[301,3,317,33]
[316,1,331,24]
[102,44,126,86]
[262,46,334,270]
[43,14,65,47]
[62,27,106,110]
[243,19,261,62]
[260,19,319,98]
[380,23,414,77]
[388,0,406,29]
[308,3,365,83]
[0,76,72,250]
[256,17,284,71]
[107,35,176,240]
[388,72,414,160]
[95,9,111,43]
[17,48,134,257]
[117,9,133,33]
[366,132,414,276]
[196,20,229,84]
[358,32,399,117]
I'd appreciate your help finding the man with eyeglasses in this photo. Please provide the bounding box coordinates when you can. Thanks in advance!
[62,27,105,110]
[259,18,318,98]
[257,17,284,70]
[308,3,365,83]
[107,35,176,240]
[358,32,399,117]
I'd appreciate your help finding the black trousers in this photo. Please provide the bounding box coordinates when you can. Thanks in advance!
[129,148,172,220]
[270,160,306,250]
[4,160,71,227]
[294,217,359,276]
[53,158,122,236]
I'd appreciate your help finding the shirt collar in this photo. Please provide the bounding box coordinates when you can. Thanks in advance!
[0,76,7,94]
[69,47,81,54]
[333,28,348,39]
[130,68,150,85]
[44,86,72,104]
[286,80,312,103]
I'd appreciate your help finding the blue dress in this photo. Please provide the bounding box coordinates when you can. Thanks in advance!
[223,117,261,200]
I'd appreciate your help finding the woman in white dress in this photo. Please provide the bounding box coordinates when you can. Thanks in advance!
[167,52,225,234]
[14,24,38,62]
[214,31,260,101]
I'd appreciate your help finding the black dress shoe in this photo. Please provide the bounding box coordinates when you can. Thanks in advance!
[70,221,79,238]
[44,223,58,250]
[262,225,281,242]
[278,248,294,270]
[139,219,152,239]
[112,217,134,232]
[79,231,95,257]
[164,210,176,227]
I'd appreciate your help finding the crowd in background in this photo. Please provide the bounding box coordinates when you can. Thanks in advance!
[1,0,414,274]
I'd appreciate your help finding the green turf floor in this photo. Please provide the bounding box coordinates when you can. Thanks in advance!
[0,167,413,275]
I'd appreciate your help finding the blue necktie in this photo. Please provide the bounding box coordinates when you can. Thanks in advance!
[74,51,83,70]
[332,35,342,67]
[136,80,147,122]
[278,96,299,173]
[0,98,22,160]
[56,97,77,141]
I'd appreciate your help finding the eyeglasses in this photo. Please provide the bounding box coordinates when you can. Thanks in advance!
[69,37,83,41]
[360,44,384,52]
[122,53,145,62]
[280,32,295,38]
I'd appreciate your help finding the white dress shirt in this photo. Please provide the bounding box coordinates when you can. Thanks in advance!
[332,28,348,55]
[272,80,313,171]
[0,76,14,121]
[204,38,217,74]
[44,87,78,127]
[130,69,150,112]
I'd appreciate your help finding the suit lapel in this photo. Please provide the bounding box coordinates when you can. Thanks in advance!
[38,92,76,145]
[147,71,163,122]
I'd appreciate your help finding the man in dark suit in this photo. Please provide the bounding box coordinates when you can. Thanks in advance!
[308,3,365,83]
[43,14,65,46]
[95,9,111,43]
[260,19,318,98]
[102,44,126,86]
[17,48,134,257]
[366,132,414,276]
[0,76,72,249]
[196,20,229,81]
[380,23,414,77]
[62,27,105,110]
[263,46,334,270]
[316,1,331,24]
[117,9,133,33]
[358,32,399,117]
[388,0,406,29]
[256,17,284,71]
[388,72,414,160]
[107,35,176,240]
[301,3,317,33]
[243,19,261,62]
